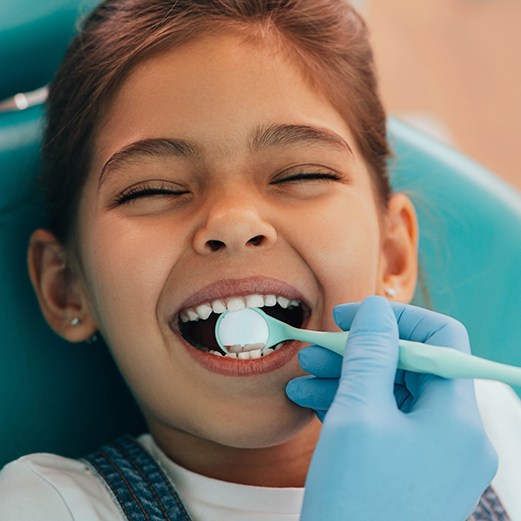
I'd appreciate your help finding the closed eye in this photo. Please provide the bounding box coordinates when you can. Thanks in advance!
[273,172,342,184]
[113,181,189,206]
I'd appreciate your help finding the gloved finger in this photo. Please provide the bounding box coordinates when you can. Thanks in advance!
[299,324,423,405]
[407,370,477,418]
[298,346,342,378]
[335,296,399,410]
[386,303,474,413]
[332,302,361,331]
[286,375,338,410]
[393,369,416,411]
[335,301,470,354]
[390,302,471,354]
[294,352,412,411]
[393,381,414,411]
[315,409,328,422]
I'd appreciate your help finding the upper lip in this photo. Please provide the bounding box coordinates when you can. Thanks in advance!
[171,276,312,319]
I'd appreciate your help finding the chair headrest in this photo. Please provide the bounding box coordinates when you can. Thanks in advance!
[0,0,99,100]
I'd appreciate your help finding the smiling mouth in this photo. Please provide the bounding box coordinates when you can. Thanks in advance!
[177,294,307,359]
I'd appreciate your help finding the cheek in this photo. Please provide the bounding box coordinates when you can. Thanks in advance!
[77,217,193,409]
[79,216,184,337]
[283,196,382,321]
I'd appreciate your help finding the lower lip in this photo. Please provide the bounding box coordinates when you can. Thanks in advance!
[179,336,302,376]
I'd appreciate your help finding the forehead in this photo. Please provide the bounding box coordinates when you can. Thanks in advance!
[91,32,364,175]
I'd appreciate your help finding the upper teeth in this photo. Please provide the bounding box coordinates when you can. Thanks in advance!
[180,294,301,323]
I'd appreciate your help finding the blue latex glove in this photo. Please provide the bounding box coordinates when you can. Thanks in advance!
[287,296,497,520]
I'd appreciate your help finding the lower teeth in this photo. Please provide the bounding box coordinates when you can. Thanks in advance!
[207,343,284,359]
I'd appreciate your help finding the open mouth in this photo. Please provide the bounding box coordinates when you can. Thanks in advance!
[177,294,308,359]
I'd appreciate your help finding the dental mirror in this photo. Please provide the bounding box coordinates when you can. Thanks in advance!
[215,307,521,388]
[216,307,270,349]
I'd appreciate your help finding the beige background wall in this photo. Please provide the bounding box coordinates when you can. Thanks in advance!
[361,1,521,191]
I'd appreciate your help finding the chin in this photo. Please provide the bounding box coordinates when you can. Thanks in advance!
[207,395,318,450]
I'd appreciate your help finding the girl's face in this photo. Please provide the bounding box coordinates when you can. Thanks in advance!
[35,33,417,454]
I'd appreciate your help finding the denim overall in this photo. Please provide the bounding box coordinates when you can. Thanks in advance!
[84,435,510,521]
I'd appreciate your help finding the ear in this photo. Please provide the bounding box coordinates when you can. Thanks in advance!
[27,229,97,342]
[377,193,418,302]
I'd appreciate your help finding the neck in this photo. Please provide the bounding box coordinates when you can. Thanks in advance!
[147,418,322,487]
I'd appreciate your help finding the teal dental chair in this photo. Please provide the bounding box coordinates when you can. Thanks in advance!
[1,1,521,469]
[0,0,99,103]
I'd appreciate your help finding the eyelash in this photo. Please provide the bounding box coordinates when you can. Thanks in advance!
[113,171,341,206]
[273,171,342,184]
[113,182,188,205]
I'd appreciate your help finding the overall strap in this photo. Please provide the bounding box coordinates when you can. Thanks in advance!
[470,485,511,521]
[83,435,192,521]
[83,436,509,521]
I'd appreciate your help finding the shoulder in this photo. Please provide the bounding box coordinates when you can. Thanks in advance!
[0,453,77,520]
[474,379,521,451]
[0,452,123,521]
[475,379,521,426]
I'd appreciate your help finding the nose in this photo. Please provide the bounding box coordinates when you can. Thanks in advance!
[193,195,278,255]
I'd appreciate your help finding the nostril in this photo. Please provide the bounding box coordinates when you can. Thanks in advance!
[206,240,225,252]
[247,235,265,247]
[202,234,271,253]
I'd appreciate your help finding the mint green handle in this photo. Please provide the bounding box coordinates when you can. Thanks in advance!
[281,322,521,387]
[283,326,349,355]
[398,339,521,387]
[218,308,521,387]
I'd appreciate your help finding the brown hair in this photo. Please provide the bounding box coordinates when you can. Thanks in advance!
[42,0,391,244]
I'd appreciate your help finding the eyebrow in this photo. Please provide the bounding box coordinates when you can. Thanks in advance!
[98,124,352,187]
[98,137,201,187]
[250,123,353,155]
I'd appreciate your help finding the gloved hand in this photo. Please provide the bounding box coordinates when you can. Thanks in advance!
[286,296,497,521]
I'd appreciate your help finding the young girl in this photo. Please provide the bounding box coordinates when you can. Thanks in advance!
[1,0,519,519]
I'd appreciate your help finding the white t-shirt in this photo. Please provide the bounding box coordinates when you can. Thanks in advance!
[0,379,520,521]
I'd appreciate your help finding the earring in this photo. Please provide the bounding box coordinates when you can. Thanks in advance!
[384,287,397,298]
[71,317,81,327]
[86,333,98,344]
